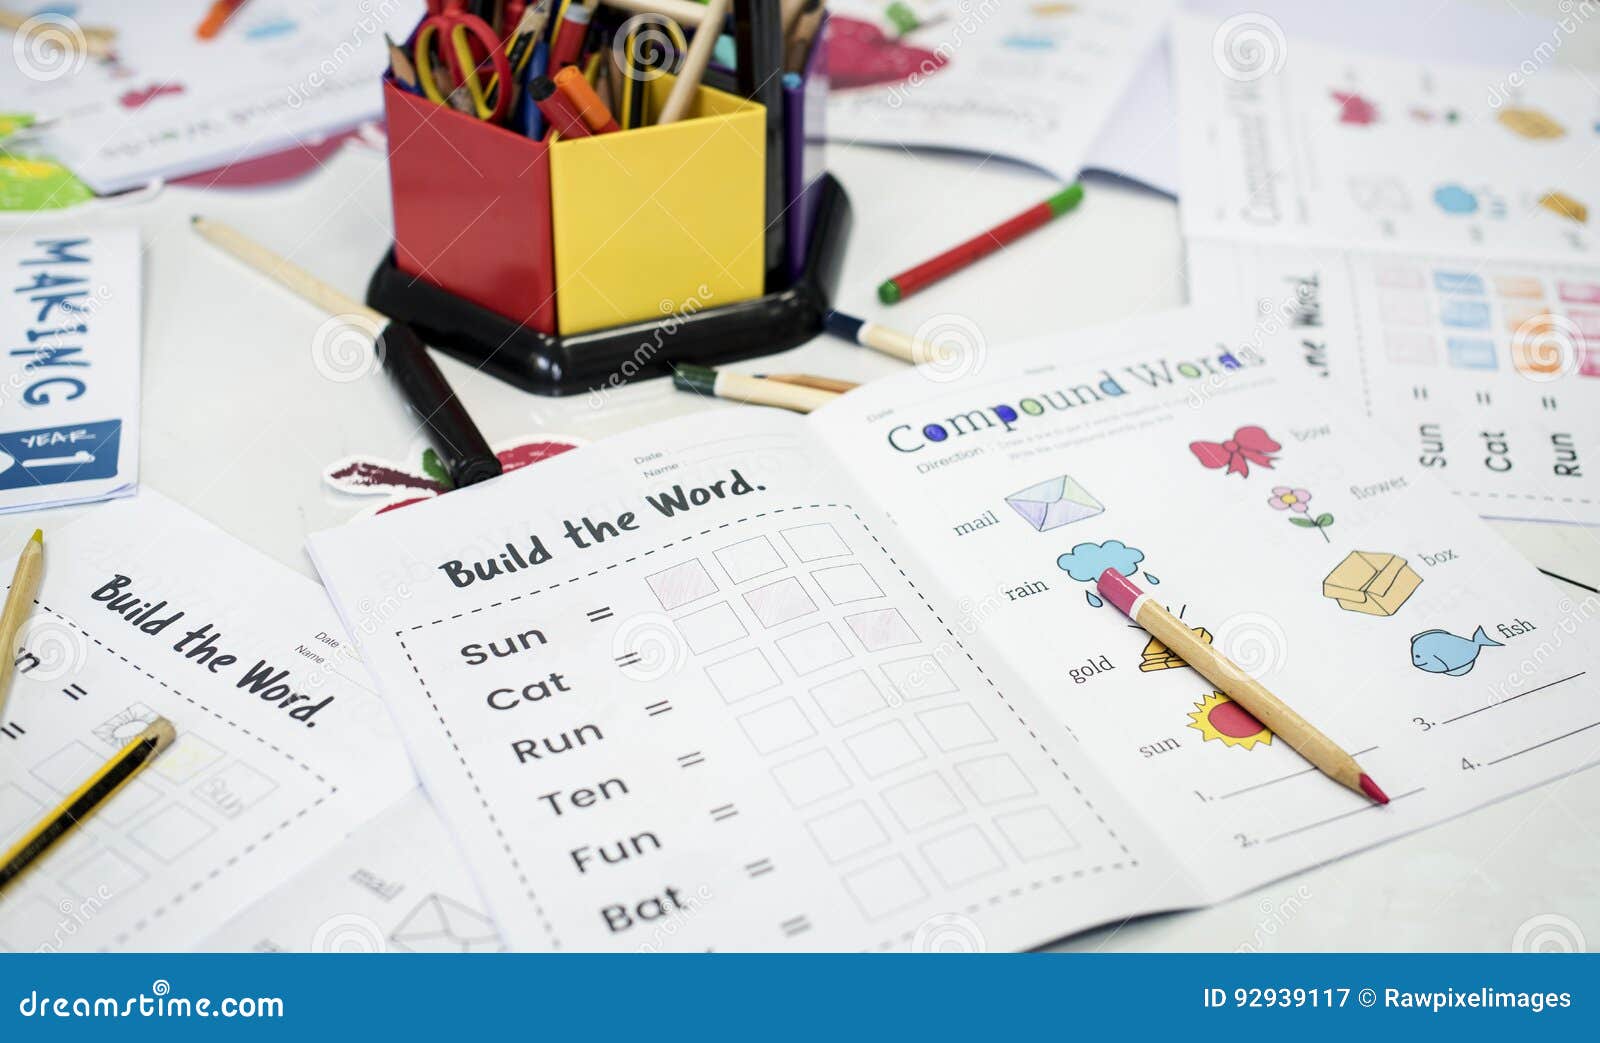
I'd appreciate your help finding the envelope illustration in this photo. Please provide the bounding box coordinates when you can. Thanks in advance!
[1005,475,1103,531]
[389,893,504,953]
[1322,550,1422,617]
[1140,627,1212,672]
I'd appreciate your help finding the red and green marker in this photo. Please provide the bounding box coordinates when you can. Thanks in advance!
[877,182,1084,304]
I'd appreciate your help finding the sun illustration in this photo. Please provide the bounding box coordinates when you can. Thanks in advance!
[1187,692,1272,750]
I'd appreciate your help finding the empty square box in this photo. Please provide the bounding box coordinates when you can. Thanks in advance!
[776,622,852,676]
[805,801,889,863]
[714,536,786,583]
[917,705,996,752]
[744,577,818,628]
[737,698,816,755]
[845,720,924,778]
[646,559,719,611]
[674,601,748,654]
[995,806,1078,860]
[845,608,918,652]
[32,741,104,793]
[1377,290,1427,325]
[770,749,852,808]
[1383,329,1436,365]
[920,825,1005,887]
[956,754,1037,805]
[130,804,217,864]
[62,848,146,901]
[705,648,781,704]
[811,564,884,606]
[0,783,42,842]
[193,761,278,819]
[780,522,850,562]
[882,772,964,832]
[810,671,889,727]
[842,856,927,920]
[880,655,959,703]
[95,777,163,827]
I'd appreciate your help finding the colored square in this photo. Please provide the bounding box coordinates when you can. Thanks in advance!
[645,560,719,611]
[1446,337,1498,370]
[1557,281,1600,305]
[743,576,818,629]
[153,733,224,784]
[1438,298,1490,329]
[1493,274,1545,299]
[1432,270,1485,295]
[844,608,918,651]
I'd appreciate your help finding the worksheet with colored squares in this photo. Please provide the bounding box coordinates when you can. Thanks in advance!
[1189,238,1600,525]
[1174,12,1597,264]
[0,492,413,952]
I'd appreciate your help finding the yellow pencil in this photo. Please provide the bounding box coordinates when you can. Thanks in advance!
[0,528,43,725]
[0,718,176,892]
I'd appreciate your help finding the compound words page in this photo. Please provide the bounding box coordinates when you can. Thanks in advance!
[309,409,1184,952]
[1188,238,1600,526]
[807,310,1600,900]
[0,491,414,952]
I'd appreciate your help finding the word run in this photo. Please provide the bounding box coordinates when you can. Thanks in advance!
[89,575,334,726]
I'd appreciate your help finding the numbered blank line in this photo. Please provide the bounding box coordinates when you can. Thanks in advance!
[1438,671,1587,726]
[1264,787,1425,844]
[1217,747,1379,801]
[1486,719,1600,766]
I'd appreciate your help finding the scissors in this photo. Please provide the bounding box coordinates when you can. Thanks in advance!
[413,0,512,123]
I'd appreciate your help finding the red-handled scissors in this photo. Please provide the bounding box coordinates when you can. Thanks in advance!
[413,0,512,123]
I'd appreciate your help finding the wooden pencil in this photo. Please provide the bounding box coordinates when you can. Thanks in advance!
[0,529,43,725]
[760,373,860,393]
[1098,570,1390,805]
[656,0,729,124]
[0,718,176,892]
[0,10,116,60]
[672,365,837,413]
[190,217,387,330]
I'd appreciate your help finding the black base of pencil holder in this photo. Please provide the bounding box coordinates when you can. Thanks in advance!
[366,175,852,397]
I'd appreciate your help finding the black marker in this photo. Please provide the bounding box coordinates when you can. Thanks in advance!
[379,322,502,488]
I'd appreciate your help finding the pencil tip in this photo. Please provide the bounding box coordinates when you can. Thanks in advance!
[1359,773,1389,805]
[30,528,42,543]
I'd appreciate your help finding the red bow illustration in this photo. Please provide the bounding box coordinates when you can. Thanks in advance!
[1189,425,1281,477]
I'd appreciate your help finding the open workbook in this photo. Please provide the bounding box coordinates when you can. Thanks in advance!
[309,311,1600,952]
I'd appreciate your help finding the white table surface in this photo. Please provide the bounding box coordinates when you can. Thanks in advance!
[4,58,1598,953]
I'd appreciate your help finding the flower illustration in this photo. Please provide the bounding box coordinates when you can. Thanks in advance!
[1268,487,1312,513]
[1267,486,1334,541]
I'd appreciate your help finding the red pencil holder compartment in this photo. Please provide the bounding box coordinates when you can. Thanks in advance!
[383,78,559,335]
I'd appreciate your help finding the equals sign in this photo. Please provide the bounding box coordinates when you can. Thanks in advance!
[780,915,811,938]
[1412,386,1428,400]
[62,683,86,701]
[677,750,705,769]
[0,722,25,740]
[1541,395,1558,411]
[615,651,643,668]
[645,699,673,717]
[586,607,613,623]
[709,802,739,822]
[1475,391,1492,406]
[745,858,774,878]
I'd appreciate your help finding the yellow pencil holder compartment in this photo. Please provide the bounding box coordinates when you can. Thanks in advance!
[550,76,767,336]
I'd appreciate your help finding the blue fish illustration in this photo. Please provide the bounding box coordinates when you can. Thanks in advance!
[1410,626,1503,676]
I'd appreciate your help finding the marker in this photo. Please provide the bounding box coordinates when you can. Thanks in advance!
[553,66,620,133]
[530,75,592,139]
[1097,569,1391,806]
[823,309,940,365]
[549,2,592,69]
[671,365,838,413]
[877,183,1084,304]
